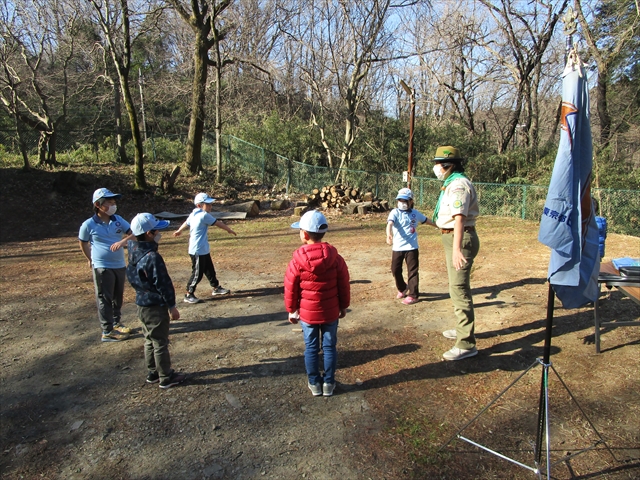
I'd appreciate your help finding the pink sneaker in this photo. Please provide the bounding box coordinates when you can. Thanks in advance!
[402,296,418,305]
[396,291,406,299]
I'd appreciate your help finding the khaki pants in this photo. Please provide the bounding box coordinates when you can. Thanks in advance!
[138,305,173,381]
[441,230,480,350]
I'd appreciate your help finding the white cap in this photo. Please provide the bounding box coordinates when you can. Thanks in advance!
[194,193,215,205]
[131,213,170,236]
[291,210,328,233]
[92,188,121,204]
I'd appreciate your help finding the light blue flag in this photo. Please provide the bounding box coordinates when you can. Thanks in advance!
[538,56,599,309]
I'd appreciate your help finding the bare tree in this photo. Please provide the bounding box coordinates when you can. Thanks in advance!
[89,0,148,189]
[289,0,406,175]
[0,0,85,167]
[575,0,640,148]
[166,0,233,176]
[475,0,569,154]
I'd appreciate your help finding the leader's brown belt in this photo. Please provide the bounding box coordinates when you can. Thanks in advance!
[440,226,476,234]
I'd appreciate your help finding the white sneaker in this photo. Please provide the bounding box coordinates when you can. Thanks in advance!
[442,329,457,339]
[308,382,322,396]
[212,286,230,295]
[322,383,335,397]
[442,346,478,361]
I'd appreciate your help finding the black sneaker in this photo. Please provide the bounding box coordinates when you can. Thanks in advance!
[212,286,230,295]
[159,372,187,389]
[146,371,159,384]
[184,293,201,304]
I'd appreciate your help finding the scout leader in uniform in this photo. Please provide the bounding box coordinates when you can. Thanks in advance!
[431,146,480,361]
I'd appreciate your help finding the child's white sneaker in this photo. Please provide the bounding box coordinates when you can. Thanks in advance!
[322,383,335,397]
[308,382,322,396]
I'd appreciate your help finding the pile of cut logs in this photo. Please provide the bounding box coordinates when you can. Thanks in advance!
[306,184,389,214]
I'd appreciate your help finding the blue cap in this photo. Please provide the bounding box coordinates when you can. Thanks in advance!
[93,188,122,204]
[291,210,328,233]
[396,188,413,201]
[194,192,215,205]
[130,213,170,236]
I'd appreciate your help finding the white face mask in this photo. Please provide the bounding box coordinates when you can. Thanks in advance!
[153,233,162,244]
[106,205,117,216]
[397,201,409,211]
[433,165,446,181]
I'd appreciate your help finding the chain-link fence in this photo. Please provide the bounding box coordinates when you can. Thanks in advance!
[220,135,640,237]
[1,129,638,236]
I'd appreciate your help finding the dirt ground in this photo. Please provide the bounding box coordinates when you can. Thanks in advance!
[1,166,639,479]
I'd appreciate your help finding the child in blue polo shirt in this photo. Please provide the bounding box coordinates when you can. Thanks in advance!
[173,193,237,303]
[79,188,134,342]
[386,188,436,305]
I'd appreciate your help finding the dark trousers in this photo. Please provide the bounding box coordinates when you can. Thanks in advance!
[92,267,126,332]
[186,253,219,294]
[391,249,420,298]
[138,305,172,381]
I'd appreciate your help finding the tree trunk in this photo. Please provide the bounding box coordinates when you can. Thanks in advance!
[120,74,146,189]
[114,84,128,164]
[596,70,611,147]
[14,121,30,171]
[37,132,54,167]
[214,38,223,182]
[47,130,57,165]
[185,31,208,175]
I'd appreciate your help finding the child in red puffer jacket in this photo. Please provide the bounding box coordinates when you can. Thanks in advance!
[284,210,350,397]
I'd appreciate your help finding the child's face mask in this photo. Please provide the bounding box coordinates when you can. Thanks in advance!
[397,201,409,211]
[153,233,162,244]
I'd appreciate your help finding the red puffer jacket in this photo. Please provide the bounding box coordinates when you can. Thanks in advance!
[284,242,350,324]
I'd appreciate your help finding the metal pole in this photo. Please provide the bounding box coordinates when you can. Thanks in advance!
[400,80,415,189]
[534,283,555,467]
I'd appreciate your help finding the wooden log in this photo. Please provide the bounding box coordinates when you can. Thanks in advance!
[225,200,260,217]
[357,204,371,215]
[362,192,374,202]
[343,203,359,214]
[160,165,181,193]
[271,199,290,211]
[380,200,389,211]
[293,206,308,216]
[312,188,319,195]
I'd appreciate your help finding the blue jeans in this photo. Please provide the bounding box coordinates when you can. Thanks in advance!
[300,320,339,386]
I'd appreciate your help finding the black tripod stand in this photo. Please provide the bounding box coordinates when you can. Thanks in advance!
[440,284,615,478]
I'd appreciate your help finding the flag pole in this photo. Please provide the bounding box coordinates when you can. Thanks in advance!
[533,283,555,475]
[533,8,579,473]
